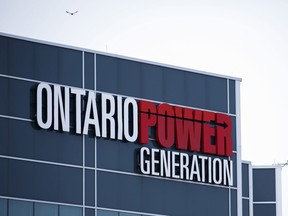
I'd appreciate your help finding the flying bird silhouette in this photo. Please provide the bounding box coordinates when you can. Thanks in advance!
[66,10,78,15]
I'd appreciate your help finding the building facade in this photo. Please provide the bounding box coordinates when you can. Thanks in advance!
[0,33,282,216]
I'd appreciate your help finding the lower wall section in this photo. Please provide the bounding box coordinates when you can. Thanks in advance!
[0,158,83,205]
[0,198,83,216]
[253,204,276,216]
[98,170,231,216]
[0,198,163,216]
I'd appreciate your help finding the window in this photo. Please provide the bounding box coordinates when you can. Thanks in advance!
[9,200,33,216]
[34,203,58,216]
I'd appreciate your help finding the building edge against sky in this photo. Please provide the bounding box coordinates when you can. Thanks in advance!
[0,32,282,216]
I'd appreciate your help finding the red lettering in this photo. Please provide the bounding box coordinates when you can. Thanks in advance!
[156,103,174,148]
[202,111,216,155]
[138,100,157,144]
[174,106,202,152]
[216,113,232,156]
[138,100,233,157]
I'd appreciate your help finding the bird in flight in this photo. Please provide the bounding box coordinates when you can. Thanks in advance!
[66,10,78,15]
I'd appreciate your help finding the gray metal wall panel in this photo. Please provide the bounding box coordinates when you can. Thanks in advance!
[98,171,229,216]
[253,169,276,202]
[242,199,249,216]
[229,80,236,114]
[253,204,276,216]
[0,158,83,205]
[0,34,240,216]
[96,54,228,113]
[0,36,82,87]
[242,164,249,198]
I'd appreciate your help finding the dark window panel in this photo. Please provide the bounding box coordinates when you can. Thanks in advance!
[231,189,237,216]
[96,54,228,113]
[85,136,95,167]
[59,205,82,216]
[97,138,141,173]
[242,199,250,216]
[85,169,95,206]
[97,210,117,216]
[85,208,95,216]
[141,64,164,100]
[184,72,227,112]
[120,213,141,216]
[33,43,60,83]
[253,204,276,216]
[0,198,8,216]
[34,202,58,216]
[231,116,237,151]
[0,36,8,76]
[163,68,185,105]
[98,171,229,216]
[6,37,34,79]
[232,153,237,187]
[85,52,94,90]
[118,59,141,97]
[229,80,236,114]
[48,46,82,87]
[0,158,83,205]
[9,200,33,216]
[96,54,118,94]
[253,169,276,202]
[0,36,82,87]
[0,118,83,166]
[97,138,173,173]
[0,77,35,119]
[242,163,250,198]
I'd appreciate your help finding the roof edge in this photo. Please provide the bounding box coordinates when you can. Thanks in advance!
[0,32,242,81]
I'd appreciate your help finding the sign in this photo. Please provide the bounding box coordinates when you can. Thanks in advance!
[36,83,233,186]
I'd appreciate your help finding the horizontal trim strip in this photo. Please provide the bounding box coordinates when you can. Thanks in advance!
[253,201,277,204]
[0,155,95,170]
[0,114,32,122]
[0,195,89,208]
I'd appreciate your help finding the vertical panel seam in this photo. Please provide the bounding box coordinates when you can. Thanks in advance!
[82,51,85,216]
[227,79,230,114]
[94,53,98,216]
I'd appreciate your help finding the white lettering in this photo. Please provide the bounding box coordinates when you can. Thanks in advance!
[160,150,171,177]
[223,159,233,186]
[140,147,150,174]
[213,158,222,184]
[172,151,180,179]
[101,93,116,139]
[117,96,123,140]
[53,85,70,132]
[36,83,52,129]
[180,153,189,180]
[138,147,234,186]
[123,97,138,142]
[83,91,101,136]
[151,148,160,176]
[70,88,85,134]
[189,155,200,181]
[198,155,207,182]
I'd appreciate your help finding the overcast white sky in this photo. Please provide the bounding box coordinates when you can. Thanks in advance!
[1,0,288,214]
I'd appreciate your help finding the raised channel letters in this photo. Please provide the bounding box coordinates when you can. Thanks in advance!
[36,83,138,142]
[36,83,233,186]
[138,101,232,156]
[139,147,233,186]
